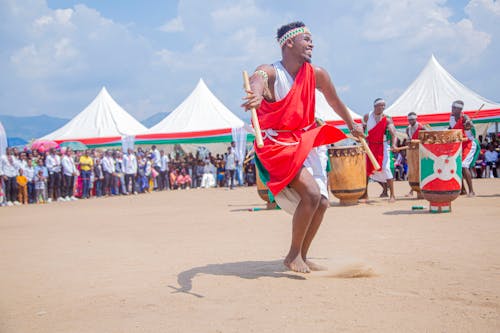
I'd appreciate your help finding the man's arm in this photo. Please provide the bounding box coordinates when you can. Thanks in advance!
[387,117,399,150]
[241,64,275,111]
[315,66,363,137]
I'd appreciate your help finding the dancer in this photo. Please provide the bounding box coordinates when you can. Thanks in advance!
[362,98,398,202]
[242,21,363,273]
[449,100,479,196]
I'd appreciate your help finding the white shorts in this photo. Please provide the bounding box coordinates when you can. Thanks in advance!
[275,146,329,215]
[462,140,478,168]
[370,141,393,183]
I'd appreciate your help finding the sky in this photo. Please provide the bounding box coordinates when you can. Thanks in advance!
[0,0,499,123]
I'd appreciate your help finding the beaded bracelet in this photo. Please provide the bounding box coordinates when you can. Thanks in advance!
[254,69,268,83]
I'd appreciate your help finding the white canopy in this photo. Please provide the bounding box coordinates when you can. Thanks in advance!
[315,90,362,122]
[385,55,500,117]
[146,78,244,134]
[41,87,147,141]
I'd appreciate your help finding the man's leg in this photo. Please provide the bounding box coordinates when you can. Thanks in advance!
[463,167,475,197]
[285,168,321,273]
[301,196,329,271]
[387,178,396,202]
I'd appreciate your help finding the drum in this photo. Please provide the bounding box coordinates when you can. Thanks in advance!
[328,145,366,205]
[419,130,463,213]
[407,140,421,195]
[256,167,270,203]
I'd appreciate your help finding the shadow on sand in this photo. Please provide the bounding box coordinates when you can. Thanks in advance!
[383,209,429,215]
[168,260,305,298]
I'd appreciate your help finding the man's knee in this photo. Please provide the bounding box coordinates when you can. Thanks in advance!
[318,196,329,212]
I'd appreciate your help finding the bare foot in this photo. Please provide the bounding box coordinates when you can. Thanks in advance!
[467,192,476,197]
[417,192,424,199]
[284,256,310,273]
[388,196,396,203]
[305,260,328,271]
[379,192,389,198]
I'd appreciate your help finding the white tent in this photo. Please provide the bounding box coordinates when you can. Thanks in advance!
[137,79,246,153]
[41,87,147,145]
[315,90,362,124]
[0,120,7,155]
[146,78,244,134]
[385,55,500,131]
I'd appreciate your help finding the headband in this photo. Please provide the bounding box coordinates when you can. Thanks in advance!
[374,98,386,107]
[452,101,464,109]
[278,27,311,47]
[408,115,417,120]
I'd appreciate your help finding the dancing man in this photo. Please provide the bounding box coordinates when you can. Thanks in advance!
[449,100,479,196]
[362,98,398,202]
[242,21,363,273]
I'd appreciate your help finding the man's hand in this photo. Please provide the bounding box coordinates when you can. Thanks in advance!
[241,89,263,111]
[349,123,365,139]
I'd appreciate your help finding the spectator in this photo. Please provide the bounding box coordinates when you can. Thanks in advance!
[225,146,237,189]
[62,149,78,201]
[484,144,498,178]
[1,148,20,206]
[94,158,104,197]
[16,168,28,204]
[159,150,169,190]
[24,158,35,203]
[177,168,192,189]
[46,148,62,202]
[102,150,115,196]
[79,150,93,199]
[123,148,138,194]
[34,169,47,203]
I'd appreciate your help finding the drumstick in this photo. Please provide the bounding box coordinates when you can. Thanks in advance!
[347,135,381,171]
[471,103,485,119]
[242,71,264,148]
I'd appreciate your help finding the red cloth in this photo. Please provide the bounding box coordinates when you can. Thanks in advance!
[254,62,346,195]
[366,116,387,176]
[411,123,425,140]
[451,115,472,161]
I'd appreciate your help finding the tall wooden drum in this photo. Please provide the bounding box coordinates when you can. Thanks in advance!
[419,130,463,213]
[407,140,421,195]
[328,145,366,205]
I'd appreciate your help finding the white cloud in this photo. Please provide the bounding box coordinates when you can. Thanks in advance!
[159,16,184,32]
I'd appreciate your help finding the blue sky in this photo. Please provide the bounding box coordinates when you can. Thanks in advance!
[0,0,498,123]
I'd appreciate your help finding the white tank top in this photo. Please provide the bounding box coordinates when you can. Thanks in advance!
[272,61,294,101]
[366,111,387,141]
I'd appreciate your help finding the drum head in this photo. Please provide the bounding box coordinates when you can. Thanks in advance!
[274,187,301,215]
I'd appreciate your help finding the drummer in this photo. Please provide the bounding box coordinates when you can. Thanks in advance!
[405,112,425,198]
[405,112,425,140]
[361,98,398,203]
[449,100,479,197]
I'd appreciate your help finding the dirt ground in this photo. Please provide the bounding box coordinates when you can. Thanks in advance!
[1,179,499,333]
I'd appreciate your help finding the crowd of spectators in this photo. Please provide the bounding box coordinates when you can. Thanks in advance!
[0,143,257,207]
[2,133,498,207]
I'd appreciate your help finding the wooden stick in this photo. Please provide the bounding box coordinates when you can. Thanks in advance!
[471,103,485,119]
[242,71,264,148]
[347,135,381,171]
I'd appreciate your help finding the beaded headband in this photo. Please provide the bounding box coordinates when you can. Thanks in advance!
[452,101,464,109]
[278,27,311,47]
[374,98,386,107]
[407,115,417,120]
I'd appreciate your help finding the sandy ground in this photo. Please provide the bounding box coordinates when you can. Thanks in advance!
[0,179,499,333]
